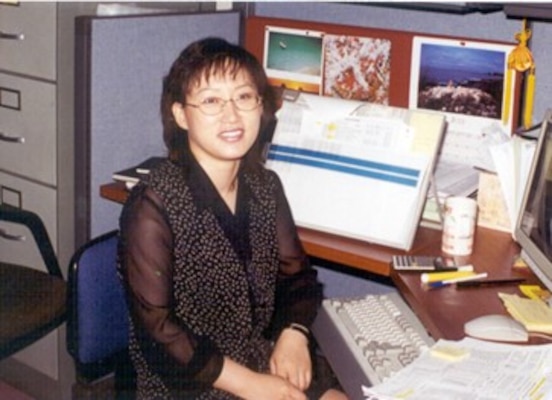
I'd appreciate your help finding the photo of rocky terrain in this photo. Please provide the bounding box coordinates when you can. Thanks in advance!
[415,43,506,119]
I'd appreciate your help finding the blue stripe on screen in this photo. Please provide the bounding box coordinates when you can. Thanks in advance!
[267,145,420,187]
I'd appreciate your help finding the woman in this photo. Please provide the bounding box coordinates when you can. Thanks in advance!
[118,37,346,400]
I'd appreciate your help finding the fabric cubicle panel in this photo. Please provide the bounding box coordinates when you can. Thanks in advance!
[74,11,241,247]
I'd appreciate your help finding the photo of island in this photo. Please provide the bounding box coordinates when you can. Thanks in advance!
[411,38,511,120]
[263,26,324,94]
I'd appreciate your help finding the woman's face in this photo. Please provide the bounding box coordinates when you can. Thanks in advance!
[172,68,263,168]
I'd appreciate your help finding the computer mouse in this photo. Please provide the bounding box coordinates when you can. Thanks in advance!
[464,314,529,343]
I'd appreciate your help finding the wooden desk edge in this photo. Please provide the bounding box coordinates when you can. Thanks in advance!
[100,181,129,204]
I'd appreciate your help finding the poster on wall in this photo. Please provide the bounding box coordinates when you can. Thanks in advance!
[263,26,324,94]
[409,36,516,171]
[322,34,391,104]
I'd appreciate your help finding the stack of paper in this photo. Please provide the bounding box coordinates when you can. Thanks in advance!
[363,337,552,400]
[499,292,552,334]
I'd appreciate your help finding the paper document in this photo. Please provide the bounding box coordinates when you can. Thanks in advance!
[363,337,552,400]
[490,136,536,232]
[267,91,445,250]
[428,160,479,198]
[477,171,512,232]
[439,117,511,172]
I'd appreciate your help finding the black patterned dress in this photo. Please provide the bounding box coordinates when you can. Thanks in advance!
[118,158,323,399]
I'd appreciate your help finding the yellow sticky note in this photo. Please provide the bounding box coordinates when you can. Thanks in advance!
[513,255,529,268]
[520,285,552,302]
[430,344,470,361]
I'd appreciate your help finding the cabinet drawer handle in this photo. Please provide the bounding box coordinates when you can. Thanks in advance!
[0,31,24,40]
[0,228,25,242]
[0,132,25,143]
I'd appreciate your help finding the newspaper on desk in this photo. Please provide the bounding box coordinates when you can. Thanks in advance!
[362,337,552,400]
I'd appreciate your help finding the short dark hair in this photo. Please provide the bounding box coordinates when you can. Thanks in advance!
[160,37,276,166]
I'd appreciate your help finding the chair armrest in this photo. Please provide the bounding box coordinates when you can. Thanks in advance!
[0,203,62,278]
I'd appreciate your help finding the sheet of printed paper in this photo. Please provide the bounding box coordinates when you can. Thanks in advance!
[363,337,552,400]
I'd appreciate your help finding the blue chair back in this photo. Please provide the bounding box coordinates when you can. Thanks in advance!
[67,230,129,382]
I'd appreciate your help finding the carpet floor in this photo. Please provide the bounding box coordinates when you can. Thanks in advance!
[0,380,35,400]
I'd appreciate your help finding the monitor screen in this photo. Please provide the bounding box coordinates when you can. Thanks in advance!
[515,109,552,291]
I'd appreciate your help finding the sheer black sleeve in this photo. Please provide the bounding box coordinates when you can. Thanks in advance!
[118,185,224,389]
[270,173,324,336]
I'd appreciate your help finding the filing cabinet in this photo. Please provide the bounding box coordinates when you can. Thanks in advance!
[0,73,57,185]
[0,2,97,399]
[0,3,56,80]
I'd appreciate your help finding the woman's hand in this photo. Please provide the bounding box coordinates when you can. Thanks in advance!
[243,373,307,400]
[214,357,306,400]
[270,327,312,391]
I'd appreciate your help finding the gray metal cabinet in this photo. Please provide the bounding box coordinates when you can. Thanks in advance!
[0,2,61,385]
[0,3,56,79]
[0,3,96,400]
[0,73,57,185]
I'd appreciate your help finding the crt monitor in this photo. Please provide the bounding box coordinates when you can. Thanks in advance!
[515,108,552,291]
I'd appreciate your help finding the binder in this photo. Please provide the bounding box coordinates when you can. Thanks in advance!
[112,157,165,188]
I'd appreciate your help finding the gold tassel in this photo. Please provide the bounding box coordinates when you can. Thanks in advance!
[506,19,535,129]
[524,67,536,129]
[504,68,513,125]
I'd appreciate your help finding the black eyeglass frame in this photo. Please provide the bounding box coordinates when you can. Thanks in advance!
[184,95,263,116]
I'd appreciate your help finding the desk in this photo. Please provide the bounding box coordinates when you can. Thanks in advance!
[393,227,535,341]
[102,181,451,276]
[100,181,532,342]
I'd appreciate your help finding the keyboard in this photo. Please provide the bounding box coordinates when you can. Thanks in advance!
[312,292,434,399]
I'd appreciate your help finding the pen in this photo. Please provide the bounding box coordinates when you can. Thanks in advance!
[427,272,488,289]
[456,278,526,288]
[435,265,474,272]
[420,266,475,283]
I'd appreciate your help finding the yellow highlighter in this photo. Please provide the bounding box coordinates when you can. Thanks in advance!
[421,267,475,284]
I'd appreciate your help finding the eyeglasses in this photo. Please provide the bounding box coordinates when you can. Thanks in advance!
[184,92,262,116]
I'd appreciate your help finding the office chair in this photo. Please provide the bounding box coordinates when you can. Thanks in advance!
[66,230,135,399]
[0,203,67,359]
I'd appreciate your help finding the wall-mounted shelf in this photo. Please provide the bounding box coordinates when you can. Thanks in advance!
[363,2,503,15]
[503,3,552,22]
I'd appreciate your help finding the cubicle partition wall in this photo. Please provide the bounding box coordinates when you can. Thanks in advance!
[74,4,529,248]
[74,11,241,247]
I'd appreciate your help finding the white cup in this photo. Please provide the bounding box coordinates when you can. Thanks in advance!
[441,196,477,256]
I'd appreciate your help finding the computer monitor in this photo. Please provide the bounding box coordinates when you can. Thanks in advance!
[515,109,552,291]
